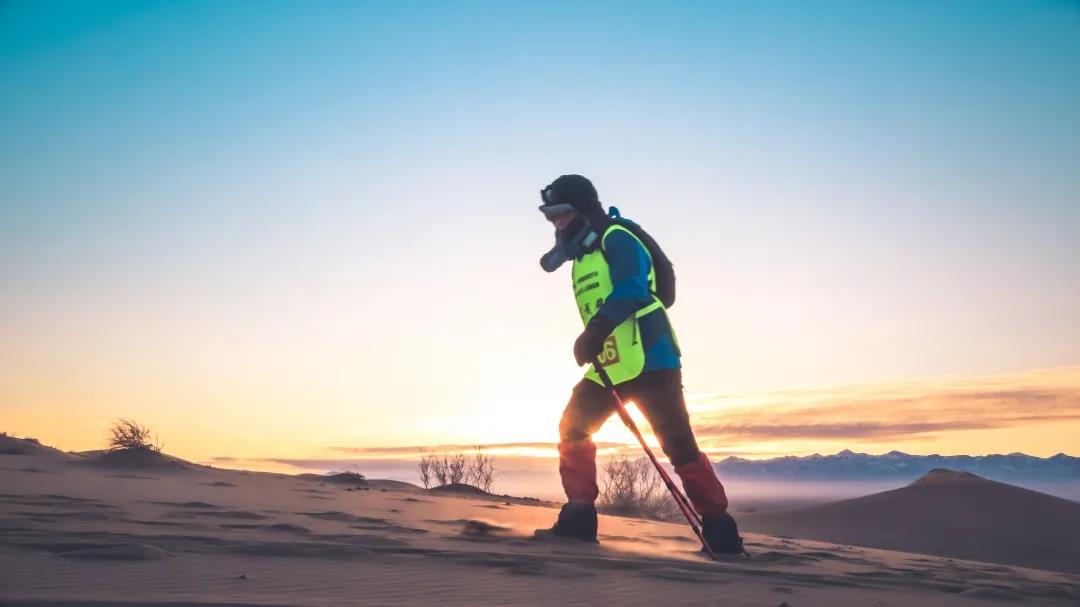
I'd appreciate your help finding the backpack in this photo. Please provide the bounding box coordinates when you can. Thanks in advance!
[607,207,677,308]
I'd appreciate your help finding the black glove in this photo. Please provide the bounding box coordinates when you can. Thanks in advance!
[574,316,617,366]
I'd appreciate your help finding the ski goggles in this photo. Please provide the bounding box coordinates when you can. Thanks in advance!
[538,188,575,217]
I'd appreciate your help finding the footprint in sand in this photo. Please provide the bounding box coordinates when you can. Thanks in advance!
[459,518,514,540]
[751,550,823,565]
[219,522,311,534]
[599,534,656,544]
[145,500,222,509]
[57,543,172,561]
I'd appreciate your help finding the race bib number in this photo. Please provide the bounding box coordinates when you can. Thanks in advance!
[598,335,620,367]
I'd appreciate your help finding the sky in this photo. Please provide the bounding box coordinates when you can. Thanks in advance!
[2,0,1079,474]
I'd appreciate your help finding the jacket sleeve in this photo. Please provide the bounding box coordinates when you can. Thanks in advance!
[594,229,654,326]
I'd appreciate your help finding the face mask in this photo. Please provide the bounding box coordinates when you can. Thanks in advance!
[539,213,599,272]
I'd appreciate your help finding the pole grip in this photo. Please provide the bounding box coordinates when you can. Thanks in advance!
[592,358,616,390]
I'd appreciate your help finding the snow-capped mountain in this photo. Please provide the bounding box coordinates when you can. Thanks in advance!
[714,450,1080,482]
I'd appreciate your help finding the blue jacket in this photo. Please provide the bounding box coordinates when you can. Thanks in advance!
[591,226,681,372]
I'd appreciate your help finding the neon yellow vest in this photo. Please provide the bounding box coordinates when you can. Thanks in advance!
[572,225,666,385]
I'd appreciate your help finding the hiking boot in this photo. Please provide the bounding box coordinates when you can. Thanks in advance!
[701,513,745,555]
[538,502,598,542]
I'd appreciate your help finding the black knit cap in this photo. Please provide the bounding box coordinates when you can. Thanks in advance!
[543,174,605,223]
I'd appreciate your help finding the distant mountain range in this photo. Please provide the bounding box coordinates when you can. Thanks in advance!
[714,450,1080,482]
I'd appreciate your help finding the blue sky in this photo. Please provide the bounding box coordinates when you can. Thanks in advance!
[1,1,1078,461]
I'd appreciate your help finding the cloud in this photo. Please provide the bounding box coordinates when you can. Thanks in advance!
[208,441,630,471]
[210,445,773,472]
[691,365,1080,444]
[326,441,629,457]
[698,420,986,441]
[332,442,565,455]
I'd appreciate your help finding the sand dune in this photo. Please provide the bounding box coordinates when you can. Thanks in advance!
[0,435,79,461]
[79,447,202,471]
[2,437,1078,606]
[740,468,1080,574]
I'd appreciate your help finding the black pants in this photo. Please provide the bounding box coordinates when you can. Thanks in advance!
[559,369,701,467]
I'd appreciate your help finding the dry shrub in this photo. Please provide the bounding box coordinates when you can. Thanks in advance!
[600,454,681,522]
[348,464,366,480]
[333,465,367,485]
[468,446,496,492]
[418,447,497,492]
[107,419,162,452]
[417,454,433,488]
[448,452,468,484]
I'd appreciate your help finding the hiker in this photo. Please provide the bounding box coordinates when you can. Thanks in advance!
[536,174,743,554]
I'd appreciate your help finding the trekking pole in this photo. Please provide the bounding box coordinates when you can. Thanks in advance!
[592,359,716,560]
